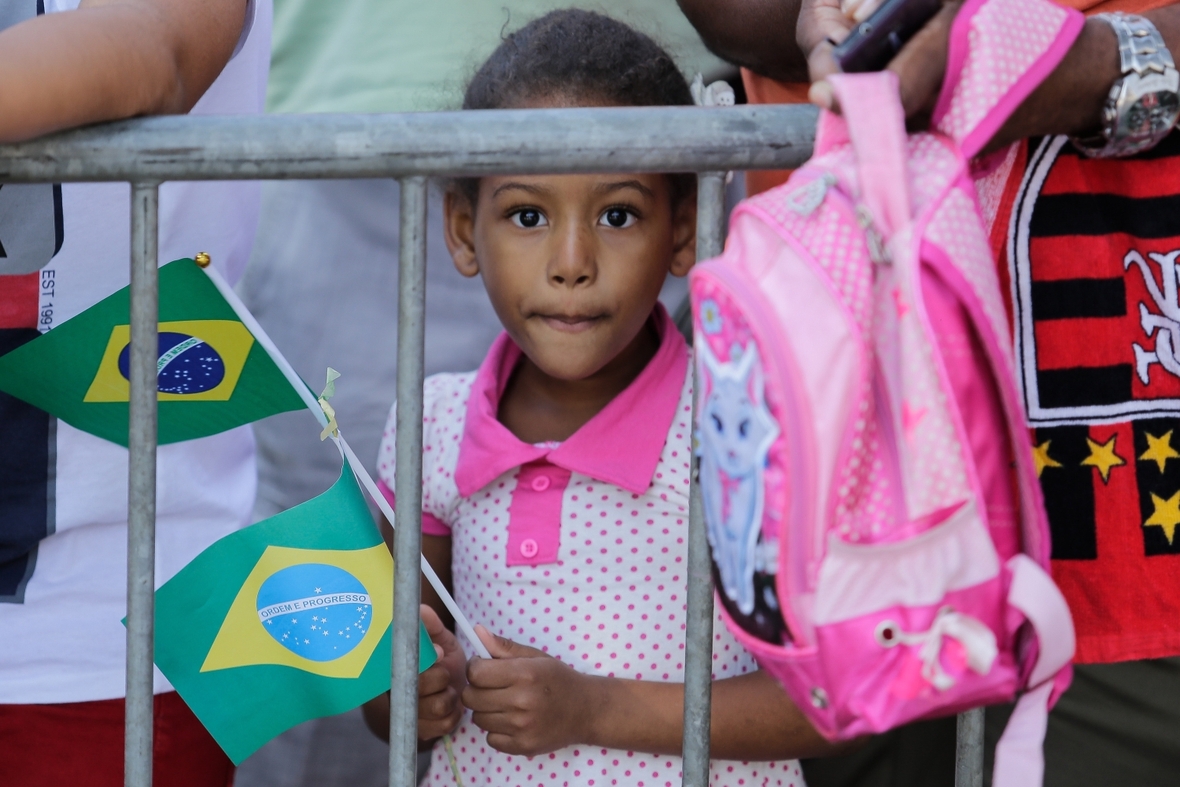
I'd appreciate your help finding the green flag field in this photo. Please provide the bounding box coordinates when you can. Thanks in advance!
[0,257,306,446]
[1,255,441,761]
[151,467,437,764]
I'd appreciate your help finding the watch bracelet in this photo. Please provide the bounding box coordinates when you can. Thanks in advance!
[1071,13,1180,158]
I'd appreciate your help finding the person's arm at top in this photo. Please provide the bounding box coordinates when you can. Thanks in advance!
[679,0,1180,152]
[677,0,810,82]
[0,0,248,143]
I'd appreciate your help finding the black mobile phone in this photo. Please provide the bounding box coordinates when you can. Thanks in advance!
[831,0,944,73]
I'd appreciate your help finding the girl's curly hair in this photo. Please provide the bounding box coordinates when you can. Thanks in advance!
[455,9,696,207]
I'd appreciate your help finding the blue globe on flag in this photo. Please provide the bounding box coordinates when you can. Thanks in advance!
[255,563,373,662]
[117,331,226,394]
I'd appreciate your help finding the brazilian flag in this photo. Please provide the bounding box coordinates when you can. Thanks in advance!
[0,258,306,446]
[152,468,437,764]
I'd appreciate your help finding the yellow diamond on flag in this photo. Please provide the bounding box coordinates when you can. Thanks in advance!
[84,319,255,403]
[150,468,434,765]
[0,259,307,446]
[201,544,393,679]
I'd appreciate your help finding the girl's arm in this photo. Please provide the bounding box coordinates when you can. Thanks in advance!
[464,629,849,760]
[0,0,248,143]
[363,532,466,743]
[420,533,456,630]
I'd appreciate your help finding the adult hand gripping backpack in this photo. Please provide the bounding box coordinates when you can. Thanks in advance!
[688,0,1084,784]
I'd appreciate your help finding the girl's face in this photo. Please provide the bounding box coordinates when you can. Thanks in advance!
[444,171,696,381]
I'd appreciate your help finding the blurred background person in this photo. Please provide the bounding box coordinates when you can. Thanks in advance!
[0,2,270,786]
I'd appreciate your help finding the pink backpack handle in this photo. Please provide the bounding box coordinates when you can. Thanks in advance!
[825,72,911,238]
[931,0,1083,159]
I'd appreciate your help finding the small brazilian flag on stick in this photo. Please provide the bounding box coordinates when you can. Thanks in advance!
[152,467,437,764]
[0,258,306,446]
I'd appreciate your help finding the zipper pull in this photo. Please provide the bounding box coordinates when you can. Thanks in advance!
[785,173,837,216]
[856,205,891,265]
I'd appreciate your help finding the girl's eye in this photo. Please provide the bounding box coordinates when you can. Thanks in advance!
[511,209,546,228]
[599,208,636,229]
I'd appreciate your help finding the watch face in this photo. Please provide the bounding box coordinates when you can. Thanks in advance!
[1127,90,1180,136]
[1122,68,1180,140]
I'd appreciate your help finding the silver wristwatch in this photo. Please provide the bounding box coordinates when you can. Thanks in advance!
[1072,13,1180,158]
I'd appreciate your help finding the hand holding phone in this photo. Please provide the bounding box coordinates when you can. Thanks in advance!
[832,0,945,73]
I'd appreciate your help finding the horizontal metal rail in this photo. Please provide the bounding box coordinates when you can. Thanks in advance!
[0,105,817,182]
[11,103,982,786]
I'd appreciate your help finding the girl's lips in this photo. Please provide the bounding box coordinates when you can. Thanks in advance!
[538,314,604,333]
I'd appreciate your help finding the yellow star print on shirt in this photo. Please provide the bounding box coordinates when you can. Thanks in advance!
[1140,431,1180,473]
[1145,491,1180,545]
[1033,440,1062,478]
[1082,435,1126,483]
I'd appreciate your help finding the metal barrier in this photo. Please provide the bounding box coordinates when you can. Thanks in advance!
[0,103,986,787]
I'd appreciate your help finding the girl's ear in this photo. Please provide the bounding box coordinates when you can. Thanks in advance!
[668,196,697,278]
[444,189,480,278]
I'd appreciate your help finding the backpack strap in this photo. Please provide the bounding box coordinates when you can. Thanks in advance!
[931,0,1084,159]
[825,71,911,237]
[993,554,1077,787]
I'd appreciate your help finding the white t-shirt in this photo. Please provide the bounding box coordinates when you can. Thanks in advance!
[0,0,272,704]
[377,311,806,787]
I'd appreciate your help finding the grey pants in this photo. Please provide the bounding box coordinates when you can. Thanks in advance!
[802,658,1180,787]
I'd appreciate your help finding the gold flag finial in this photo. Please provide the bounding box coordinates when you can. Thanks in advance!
[194,252,211,268]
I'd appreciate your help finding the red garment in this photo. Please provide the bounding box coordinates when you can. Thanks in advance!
[1058,0,1173,11]
[0,271,37,329]
[992,133,1180,663]
[0,691,234,787]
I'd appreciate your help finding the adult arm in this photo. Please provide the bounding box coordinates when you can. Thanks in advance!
[0,0,248,143]
[803,0,1135,149]
[463,628,851,760]
[676,0,810,82]
[680,0,1180,151]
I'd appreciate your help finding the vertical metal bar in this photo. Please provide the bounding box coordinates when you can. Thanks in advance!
[390,176,428,787]
[681,171,726,787]
[695,172,727,261]
[955,708,985,787]
[126,181,159,787]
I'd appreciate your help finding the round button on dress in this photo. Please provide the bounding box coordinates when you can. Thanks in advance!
[530,475,551,492]
[520,538,539,558]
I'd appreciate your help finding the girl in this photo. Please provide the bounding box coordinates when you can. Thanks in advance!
[370,10,839,786]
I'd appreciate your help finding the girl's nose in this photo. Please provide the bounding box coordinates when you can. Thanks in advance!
[548,224,596,288]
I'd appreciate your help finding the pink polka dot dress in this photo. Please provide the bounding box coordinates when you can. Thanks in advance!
[377,309,805,787]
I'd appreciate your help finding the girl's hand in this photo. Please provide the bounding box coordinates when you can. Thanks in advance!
[418,605,467,741]
[462,625,600,756]
[801,0,964,127]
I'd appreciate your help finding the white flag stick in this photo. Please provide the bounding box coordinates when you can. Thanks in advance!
[200,262,324,419]
[200,260,492,660]
[338,435,490,659]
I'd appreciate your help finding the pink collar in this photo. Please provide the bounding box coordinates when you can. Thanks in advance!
[455,304,688,497]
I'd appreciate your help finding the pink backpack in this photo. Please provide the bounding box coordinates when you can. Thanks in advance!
[689,0,1084,783]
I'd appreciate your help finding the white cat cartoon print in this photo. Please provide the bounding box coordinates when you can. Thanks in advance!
[697,339,780,615]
